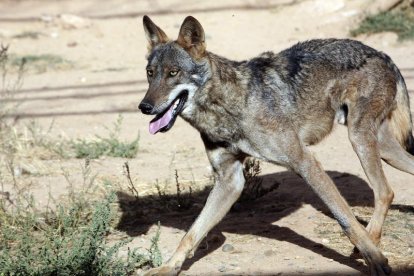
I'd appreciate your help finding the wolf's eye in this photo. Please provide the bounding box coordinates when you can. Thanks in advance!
[147,69,153,77]
[169,70,179,77]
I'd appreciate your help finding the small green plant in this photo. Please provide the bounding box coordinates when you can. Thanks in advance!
[1,115,138,161]
[72,115,139,159]
[1,48,137,161]
[12,31,44,40]
[8,53,73,74]
[351,10,414,40]
[148,222,162,268]
[0,190,157,276]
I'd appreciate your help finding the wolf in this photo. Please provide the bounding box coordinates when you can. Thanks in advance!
[138,15,414,276]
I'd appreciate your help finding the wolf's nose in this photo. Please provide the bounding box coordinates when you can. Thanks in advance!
[139,102,153,115]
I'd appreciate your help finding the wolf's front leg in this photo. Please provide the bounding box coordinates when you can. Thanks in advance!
[141,142,245,276]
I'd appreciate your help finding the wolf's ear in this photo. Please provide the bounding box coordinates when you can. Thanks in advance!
[177,16,206,59]
[143,15,169,49]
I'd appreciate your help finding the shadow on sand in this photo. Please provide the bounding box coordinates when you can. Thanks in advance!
[116,170,414,275]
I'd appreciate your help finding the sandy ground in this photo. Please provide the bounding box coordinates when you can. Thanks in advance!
[1,0,413,275]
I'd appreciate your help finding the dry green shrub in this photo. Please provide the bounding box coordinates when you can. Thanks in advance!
[351,3,414,40]
[0,190,159,276]
[72,115,139,159]
[0,46,158,276]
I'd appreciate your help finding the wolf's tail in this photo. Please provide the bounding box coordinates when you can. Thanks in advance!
[388,71,414,155]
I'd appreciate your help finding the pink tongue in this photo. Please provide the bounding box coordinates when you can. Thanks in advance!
[149,105,174,134]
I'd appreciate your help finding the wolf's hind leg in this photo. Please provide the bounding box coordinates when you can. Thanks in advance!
[347,113,394,246]
[379,120,414,175]
[283,139,390,275]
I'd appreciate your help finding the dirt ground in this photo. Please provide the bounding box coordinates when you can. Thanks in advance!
[1,0,413,275]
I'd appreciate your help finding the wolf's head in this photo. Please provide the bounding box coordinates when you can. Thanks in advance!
[139,16,209,135]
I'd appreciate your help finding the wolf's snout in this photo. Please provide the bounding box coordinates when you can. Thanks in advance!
[138,102,154,115]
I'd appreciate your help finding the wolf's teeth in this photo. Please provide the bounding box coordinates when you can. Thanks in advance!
[173,100,179,111]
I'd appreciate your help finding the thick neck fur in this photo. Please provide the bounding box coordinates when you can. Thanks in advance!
[181,52,248,143]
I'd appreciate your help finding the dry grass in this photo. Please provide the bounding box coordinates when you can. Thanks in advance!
[8,53,74,74]
[315,206,414,270]
[351,1,414,40]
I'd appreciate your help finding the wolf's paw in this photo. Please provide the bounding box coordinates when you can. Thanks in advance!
[368,258,392,276]
[140,265,179,276]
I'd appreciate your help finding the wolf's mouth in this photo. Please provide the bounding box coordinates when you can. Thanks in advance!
[149,91,188,134]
